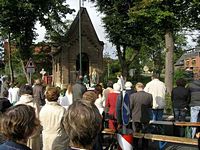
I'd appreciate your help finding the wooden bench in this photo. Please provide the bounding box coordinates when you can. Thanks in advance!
[101,128,117,149]
[149,120,174,125]
[133,132,144,138]
[144,133,198,146]
[102,128,116,135]
[174,122,200,127]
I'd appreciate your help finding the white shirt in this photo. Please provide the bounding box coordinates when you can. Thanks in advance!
[144,79,166,109]
[65,92,73,106]
[11,87,20,104]
[58,95,69,106]
[8,87,13,102]
[95,94,105,115]
[117,76,125,91]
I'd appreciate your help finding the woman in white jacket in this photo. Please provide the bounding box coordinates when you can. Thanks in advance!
[40,87,68,150]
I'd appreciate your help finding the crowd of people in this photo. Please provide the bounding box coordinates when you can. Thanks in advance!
[0,73,199,150]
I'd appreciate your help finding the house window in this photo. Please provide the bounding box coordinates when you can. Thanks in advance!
[192,59,196,66]
[185,60,190,67]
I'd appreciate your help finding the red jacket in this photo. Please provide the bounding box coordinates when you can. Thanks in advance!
[106,92,120,118]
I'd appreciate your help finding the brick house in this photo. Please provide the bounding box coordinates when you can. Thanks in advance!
[175,47,200,78]
[51,7,104,87]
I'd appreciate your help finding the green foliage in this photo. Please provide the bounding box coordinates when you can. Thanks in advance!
[45,19,72,42]
[165,93,172,115]
[0,0,74,82]
[0,0,74,61]
[15,74,27,85]
[32,44,52,75]
[129,1,200,32]
[95,1,188,80]
[197,36,200,47]
[102,59,120,84]
[96,1,153,80]
[173,69,186,83]
[174,34,187,62]
[93,0,199,86]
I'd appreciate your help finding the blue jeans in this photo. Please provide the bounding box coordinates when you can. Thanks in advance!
[174,108,187,122]
[151,109,164,121]
[190,106,200,138]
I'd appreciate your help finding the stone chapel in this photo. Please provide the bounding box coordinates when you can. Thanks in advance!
[51,7,104,87]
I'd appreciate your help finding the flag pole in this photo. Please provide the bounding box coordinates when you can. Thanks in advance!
[79,0,82,76]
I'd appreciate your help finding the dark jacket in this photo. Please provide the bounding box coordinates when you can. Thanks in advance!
[72,80,87,101]
[0,97,12,113]
[130,91,153,123]
[0,140,31,150]
[116,89,135,125]
[188,80,200,107]
[126,89,135,97]
[171,86,189,109]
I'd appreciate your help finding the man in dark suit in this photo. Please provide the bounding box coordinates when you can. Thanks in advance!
[130,82,153,149]
[130,82,153,132]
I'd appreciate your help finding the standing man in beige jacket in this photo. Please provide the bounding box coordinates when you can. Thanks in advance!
[144,74,166,121]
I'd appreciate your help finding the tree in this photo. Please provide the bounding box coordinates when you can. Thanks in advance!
[94,0,162,80]
[0,0,74,83]
[45,19,72,43]
[196,35,200,47]
[128,0,200,94]
[0,38,5,71]
[94,0,200,94]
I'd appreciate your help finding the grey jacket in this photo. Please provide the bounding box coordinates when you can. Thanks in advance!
[130,91,153,123]
[188,80,200,107]
[72,80,87,101]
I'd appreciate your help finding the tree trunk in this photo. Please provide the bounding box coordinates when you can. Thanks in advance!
[8,33,14,83]
[164,30,174,95]
[116,45,128,81]
[20,59,29,83]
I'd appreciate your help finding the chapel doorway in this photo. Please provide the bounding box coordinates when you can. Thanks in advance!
[76,53,89,77]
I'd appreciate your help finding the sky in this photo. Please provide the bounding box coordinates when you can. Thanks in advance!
[35,0,116,58]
